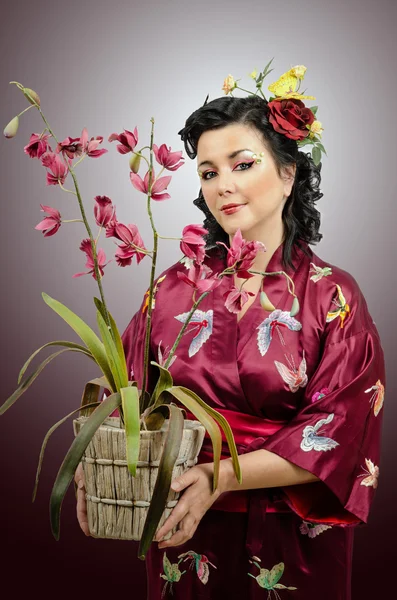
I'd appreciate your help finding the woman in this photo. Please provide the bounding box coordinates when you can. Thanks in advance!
[75,94,385,599]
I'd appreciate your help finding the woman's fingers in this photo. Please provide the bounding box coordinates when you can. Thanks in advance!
[155,500,189,542]
[75,463,90,536]
[158,514,197,548]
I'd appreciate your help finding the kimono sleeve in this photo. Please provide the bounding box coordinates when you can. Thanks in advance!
[247,279,386,526]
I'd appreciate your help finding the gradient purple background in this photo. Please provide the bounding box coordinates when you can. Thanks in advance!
[1,0,396,597]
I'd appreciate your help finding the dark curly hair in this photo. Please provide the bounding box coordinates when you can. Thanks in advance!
[177,94,323,271]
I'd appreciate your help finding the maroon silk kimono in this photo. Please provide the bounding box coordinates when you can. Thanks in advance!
[119,240,385,599]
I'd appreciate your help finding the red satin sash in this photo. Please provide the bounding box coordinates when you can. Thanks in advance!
[185,407,291,514]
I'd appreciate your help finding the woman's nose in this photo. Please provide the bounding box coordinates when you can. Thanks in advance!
[217,171,236,195]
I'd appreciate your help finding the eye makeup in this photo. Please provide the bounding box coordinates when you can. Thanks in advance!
[198,155,260,180]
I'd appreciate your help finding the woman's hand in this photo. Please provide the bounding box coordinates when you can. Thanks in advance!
[74,462,90,536]
[154,462,222,549]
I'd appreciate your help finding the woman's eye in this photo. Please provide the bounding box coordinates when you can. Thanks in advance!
[202,161,254,181]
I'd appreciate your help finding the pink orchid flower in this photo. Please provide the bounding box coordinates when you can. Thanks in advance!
[177,263,222,295]
[72,238,109,280]
[24,133,51,159]
[94,195,116,228]
[41,151,69,186]
[223,286,256,314]
[34,204,62,237]
[56,135,84,159]
[80,127,108,158]
[130,166,172,201]
[56,128,108,159]
[217,228,266,279]
[114,223,147,266]
[180,224,208,264]
[153,143,184,171]
[108,127,138,154]
[105,214,119,238]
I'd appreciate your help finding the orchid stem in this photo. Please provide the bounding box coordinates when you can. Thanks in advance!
[34,104,113,331]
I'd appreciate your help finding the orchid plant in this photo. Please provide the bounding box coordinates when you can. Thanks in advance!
[2,75,300,559]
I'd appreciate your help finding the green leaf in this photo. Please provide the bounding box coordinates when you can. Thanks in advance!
[312,146,321,166]
[32,399,101,502]
[94,298,128,385]
[120,386,140,477]
[138,404,184,560]
[18,341,94,384]
[165,386,222,492]
[96,309,128,391]
[50,391,122,540]
[1,348,84,416]
[42,292,116,392]
[261,57,275,78]
[315,142,327,155]
[310,105,318,115]
[80,376,108,417]
[296,138,313,148]
[172,385,242,485]
[150,360,174,407]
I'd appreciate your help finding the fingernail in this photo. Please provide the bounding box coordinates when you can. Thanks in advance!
[171,482,180,490]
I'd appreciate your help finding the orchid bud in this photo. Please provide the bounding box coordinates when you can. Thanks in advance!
[3,116,19,139]
[23,87,41,107]
[260,290,276,312]
[129,152,141,173]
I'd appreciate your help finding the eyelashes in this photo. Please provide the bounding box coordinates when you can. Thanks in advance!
[201,160,255,181]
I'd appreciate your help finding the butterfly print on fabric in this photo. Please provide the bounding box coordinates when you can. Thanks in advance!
[299,520,332,538]
[309,262,332,282]
[178,551,217,585]
[174,309,213,357]
[300,413,339,452]
[248,559,297,597]
[365,380,385,416]
[357,458,379,489]
[257,310,302,357]
[160,552,186,598]
[326,284,350,329]
[274,352,308,392]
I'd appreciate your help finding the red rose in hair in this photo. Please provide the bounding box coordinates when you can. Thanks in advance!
[267,99,315,141]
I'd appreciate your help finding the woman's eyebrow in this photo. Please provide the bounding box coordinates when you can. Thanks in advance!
[198,148,253,169]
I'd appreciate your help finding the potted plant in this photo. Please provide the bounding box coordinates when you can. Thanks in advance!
[1,81,245,560]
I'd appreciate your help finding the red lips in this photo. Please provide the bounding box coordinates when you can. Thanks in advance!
[221,203,245,211]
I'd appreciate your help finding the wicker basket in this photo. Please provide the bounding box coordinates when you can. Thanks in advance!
[73,416,205,541]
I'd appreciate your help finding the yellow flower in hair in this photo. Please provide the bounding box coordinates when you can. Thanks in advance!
[268,66,316,101]
[290,65,307,78]
[249,69,258,79]
[308,120,324,138]
[222,74,237,95]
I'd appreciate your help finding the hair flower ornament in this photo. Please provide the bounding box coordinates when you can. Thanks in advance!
[221,58,326,166]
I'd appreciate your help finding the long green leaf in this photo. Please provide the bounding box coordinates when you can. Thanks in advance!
[18,341,94,384]
[120,386,140,476]
[165,387,222,492]
[41,292,116,392]
[174,385,242,485]
[32,400,101,502]
[94,297,128,385]
[138,404,184,560]
[79,376,108,417]
[50,392,122,540]
[96,309,128,390]
[1,349,83,416]
[150,360,173,407]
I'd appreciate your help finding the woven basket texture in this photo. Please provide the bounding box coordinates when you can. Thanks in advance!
[73,416,205,541]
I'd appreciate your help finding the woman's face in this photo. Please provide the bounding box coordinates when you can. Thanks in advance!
[196,123,296,243]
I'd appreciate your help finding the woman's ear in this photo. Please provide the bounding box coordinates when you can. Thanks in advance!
[282,163,297,198]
